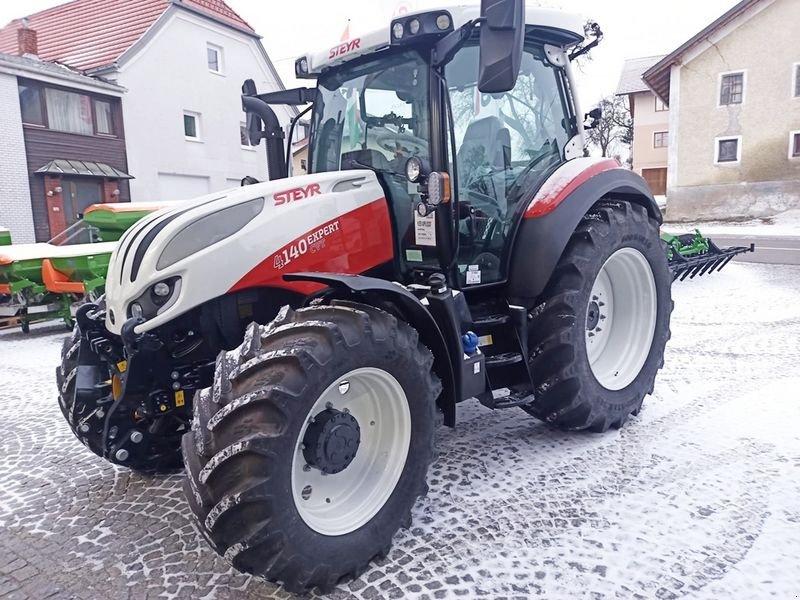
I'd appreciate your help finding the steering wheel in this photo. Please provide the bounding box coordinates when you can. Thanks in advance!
[376,132,427,156]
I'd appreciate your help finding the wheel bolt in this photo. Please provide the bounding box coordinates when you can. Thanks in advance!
[80,423,90,433]
[303,464,311,472]
[115,449,129,461]
[130,431,144,444]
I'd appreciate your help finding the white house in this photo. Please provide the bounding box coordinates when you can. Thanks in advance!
[0,0,296,205]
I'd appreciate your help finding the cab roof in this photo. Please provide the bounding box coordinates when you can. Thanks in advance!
[303,5,585,75]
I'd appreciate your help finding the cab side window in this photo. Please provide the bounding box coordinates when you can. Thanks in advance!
[446,42,573,286]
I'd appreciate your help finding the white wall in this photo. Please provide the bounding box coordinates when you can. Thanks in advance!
[0,72,35,243]
[118,10,295,203]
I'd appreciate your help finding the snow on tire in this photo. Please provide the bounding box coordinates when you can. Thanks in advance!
[183,303,441,594]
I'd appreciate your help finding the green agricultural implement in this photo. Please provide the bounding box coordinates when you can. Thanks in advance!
[83,202,165,242]
[0,227,11,247]
[0,203,162,332]
[0,243,116,332]
[662,230,755,281]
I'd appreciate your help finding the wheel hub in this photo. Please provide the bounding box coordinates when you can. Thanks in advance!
[303,409,361,474]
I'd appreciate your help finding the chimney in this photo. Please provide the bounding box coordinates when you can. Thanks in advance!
[17,18,38,57]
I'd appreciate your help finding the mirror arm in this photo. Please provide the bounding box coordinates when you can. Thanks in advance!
[432,19,483,68]
[256,87,318,106]
[569,22,603,61]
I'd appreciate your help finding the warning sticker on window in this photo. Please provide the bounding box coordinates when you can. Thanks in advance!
[466,265,481,285]
[414,210,436,247]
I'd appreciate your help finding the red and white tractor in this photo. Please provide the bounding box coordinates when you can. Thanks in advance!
[58,1,672,592]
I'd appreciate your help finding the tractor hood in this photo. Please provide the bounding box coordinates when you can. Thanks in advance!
[103,170,392,335]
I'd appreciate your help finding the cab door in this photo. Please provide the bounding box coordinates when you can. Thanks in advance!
[445,40,576,288]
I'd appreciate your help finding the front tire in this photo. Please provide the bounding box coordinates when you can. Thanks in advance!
[183,303,440,594]
[523,201,672,431]
[56,325,184,472]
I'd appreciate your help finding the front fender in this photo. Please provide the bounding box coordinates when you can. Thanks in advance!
[284,273,457,426]
[508,163,662,303]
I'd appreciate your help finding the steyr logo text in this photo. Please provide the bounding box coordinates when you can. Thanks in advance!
[274,184,321,206]
[329,39,361,59]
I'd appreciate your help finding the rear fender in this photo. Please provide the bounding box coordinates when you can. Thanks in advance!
[284,273,457,426]
[508,160,662,303]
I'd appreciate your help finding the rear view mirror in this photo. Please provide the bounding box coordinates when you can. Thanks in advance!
[478,0,525,94]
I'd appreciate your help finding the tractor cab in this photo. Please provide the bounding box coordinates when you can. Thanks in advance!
[245,2,591,289]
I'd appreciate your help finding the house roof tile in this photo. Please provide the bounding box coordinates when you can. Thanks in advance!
[0,0,254,72]
[616,55,666,96]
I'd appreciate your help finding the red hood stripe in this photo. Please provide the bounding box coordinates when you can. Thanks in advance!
[228,198,394,295]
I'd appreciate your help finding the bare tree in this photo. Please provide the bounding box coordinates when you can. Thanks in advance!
[585,95,633,158]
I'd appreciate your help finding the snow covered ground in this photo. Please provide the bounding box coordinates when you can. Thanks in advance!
[664,208,800,238]
[1,262,800,599]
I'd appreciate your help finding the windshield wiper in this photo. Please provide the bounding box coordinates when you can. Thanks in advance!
[342,157,394,176]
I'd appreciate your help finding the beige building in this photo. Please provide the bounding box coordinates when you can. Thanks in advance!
[643,0,800,220]
[617,56,670,195]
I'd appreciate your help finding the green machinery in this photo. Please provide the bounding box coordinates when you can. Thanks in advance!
[0,242,116,332]
[662,230,755,281]
[0,203,162,332]
[0,228,11,247]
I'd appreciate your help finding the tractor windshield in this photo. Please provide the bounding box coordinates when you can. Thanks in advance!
[310,49,431,178]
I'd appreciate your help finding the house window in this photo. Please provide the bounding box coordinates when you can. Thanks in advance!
[790,131,800,159]
[240,122,252,147]
[17,80,117,136]
[18,84,45,125]
[654,96,668,112]
[719,72,744,106]
[95,100,113,135]
[184,112,201,140]
[207,44,223,73]
[653,131,669,148]
[794,64,800,98]
[715,136,741,164]
[45,88,94,135]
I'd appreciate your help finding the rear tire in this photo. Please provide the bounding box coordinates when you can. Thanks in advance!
[183,303,440,594]
[523,201,672,432]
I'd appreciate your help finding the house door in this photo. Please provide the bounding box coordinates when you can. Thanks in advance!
[65,179,102,226]
[641,168,667,196]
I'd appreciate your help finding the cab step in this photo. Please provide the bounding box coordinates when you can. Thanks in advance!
[485,352,523,368]
[472,313,510,329]
[479,389,534,410]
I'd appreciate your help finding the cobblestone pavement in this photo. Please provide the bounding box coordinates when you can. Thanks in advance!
[2,263,800,599]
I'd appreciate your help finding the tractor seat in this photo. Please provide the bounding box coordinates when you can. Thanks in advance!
[456,116,511,217]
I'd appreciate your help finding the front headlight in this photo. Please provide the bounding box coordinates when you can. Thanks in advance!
[156,197,264,270]
[127,277,182,320]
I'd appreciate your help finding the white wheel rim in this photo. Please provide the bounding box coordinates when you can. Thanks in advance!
[291,367,411,536]
[585,248,657,391]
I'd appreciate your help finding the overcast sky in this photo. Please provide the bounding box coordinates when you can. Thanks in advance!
[1,0,740,108]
